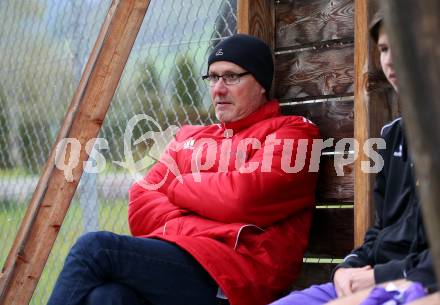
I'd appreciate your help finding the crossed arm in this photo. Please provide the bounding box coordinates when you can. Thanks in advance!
[129,122,319,234]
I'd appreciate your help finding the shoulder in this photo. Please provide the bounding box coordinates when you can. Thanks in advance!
[266,115,320,138]
[253,115,320,139]
[264,114,318,128]
[178,124,206,134]
[175,124,219,140]
[380,117,402,138]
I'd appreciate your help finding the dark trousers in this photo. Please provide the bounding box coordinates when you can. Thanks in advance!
[47,231,229,305]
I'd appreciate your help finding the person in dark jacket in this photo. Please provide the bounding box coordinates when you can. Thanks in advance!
[269,12,437,305]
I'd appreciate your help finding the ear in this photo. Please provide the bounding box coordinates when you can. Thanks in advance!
[260,87,266,95]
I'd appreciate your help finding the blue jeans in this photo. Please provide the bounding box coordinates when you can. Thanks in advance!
[47,231,229,305]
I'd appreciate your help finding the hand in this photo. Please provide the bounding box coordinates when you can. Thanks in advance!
[333,266,374,297]
[350,266,375,293]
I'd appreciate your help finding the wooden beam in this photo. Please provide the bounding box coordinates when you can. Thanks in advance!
[383,0,440,286]
[0,1,150,304]
[237,0,275,103]
[353,0,374,247]
[237,0,274,48]
[353,0,393,246]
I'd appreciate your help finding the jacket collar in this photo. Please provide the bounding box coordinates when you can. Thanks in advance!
[218,99,280,133]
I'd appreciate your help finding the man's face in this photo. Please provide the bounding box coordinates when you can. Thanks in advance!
[377,25,398,92]
[208,61,267,123]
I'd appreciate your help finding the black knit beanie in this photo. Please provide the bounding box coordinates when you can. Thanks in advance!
[208,34,274,95]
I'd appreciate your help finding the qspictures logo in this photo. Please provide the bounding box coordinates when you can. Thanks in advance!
[54,114,386,190]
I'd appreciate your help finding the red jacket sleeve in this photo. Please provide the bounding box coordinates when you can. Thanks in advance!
[128,141,188,236]
[166,121,319,227]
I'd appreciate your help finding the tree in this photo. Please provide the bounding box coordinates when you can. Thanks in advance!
[172,55,202,108]
[136,60,163,107]
[100,59,167,160]
[0,84,12,169]
[133,59,167,129]
[0,0,79,172]
[17,79,52,173]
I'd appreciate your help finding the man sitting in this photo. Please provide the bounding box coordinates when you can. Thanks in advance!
[46,34,320,305]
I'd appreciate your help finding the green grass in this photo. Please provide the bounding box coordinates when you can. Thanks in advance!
[0,167,34,177]
[0,199,129,305]
[0,201,27,266]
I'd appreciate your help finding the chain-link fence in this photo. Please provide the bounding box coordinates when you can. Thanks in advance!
[0,0,236,303]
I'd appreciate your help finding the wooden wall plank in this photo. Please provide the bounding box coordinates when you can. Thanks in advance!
[237,0,274,48]
[307,208,354,257]
[281,99,354,142]
[354,0,373,249]
[237,0,275,96]
[0,1,151,304]
[275,44,354,100]
[276,0,354,49]
[351,0,396,248]
[353,0,396,247]
[317,155,354,203]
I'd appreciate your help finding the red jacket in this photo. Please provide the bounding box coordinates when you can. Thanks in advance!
[129,100,320,305]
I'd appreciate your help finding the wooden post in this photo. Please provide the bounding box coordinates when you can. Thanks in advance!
[383,0,440,284]
[237,0,274,48]
[354,0,375,246]
[353,0,393,246]
[237,0,275,105]
[0,1,150,304]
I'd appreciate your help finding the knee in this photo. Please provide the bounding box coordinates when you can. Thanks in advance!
[86,283,145,305]
[71,231,116,257]
[86,284,115,305]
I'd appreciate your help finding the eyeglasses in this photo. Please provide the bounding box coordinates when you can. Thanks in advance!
[202,72,250,86]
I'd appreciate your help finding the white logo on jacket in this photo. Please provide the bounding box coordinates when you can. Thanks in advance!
[183,139,195,149]
[393,144,402,157]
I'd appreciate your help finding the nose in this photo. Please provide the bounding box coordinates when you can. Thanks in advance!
[384,49,394,67]
[388,49,394,66]
[211,78,228,97]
